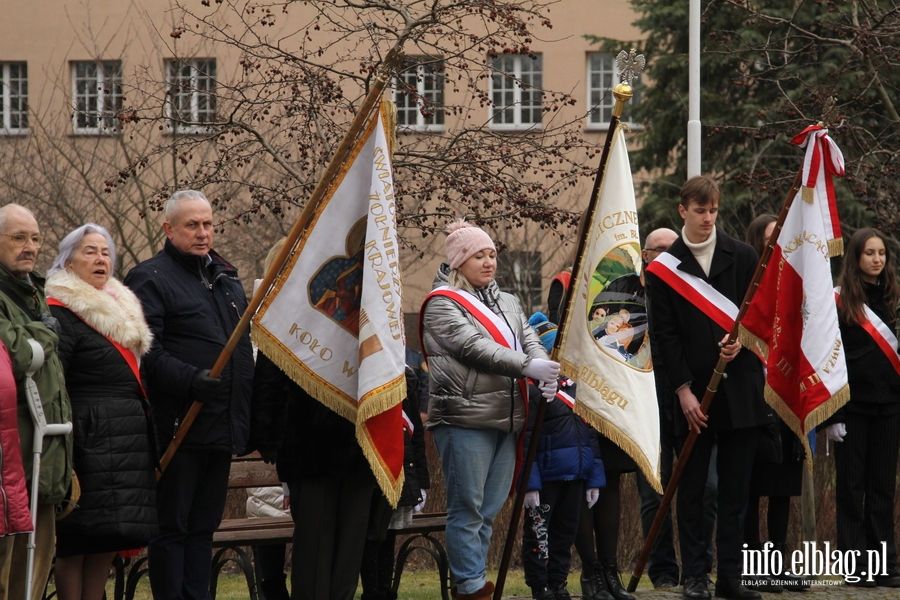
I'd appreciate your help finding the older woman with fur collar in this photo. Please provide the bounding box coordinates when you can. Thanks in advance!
[45,224,158,600]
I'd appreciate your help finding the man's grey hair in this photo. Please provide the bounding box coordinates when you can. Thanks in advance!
[165,190,211,222]
[0,203,37,233]
[48,223,117,277]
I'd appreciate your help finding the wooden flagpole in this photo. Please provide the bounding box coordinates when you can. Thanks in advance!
[625,167,804,591]
[156,48,404,477]
[493,53,640,600]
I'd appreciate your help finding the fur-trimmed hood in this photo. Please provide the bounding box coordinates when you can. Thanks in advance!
[46,270,153,357]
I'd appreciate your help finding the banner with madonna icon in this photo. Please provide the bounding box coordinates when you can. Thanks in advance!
[555,124,661,492]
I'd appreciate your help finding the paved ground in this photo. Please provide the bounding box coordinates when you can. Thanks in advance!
[505,583,900,599]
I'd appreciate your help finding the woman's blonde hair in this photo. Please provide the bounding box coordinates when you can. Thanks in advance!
[448,268,476,293]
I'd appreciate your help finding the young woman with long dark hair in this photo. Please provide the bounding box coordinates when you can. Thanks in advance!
[830,228,900,587]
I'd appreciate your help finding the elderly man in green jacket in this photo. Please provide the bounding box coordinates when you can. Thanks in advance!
[0,203,72,600]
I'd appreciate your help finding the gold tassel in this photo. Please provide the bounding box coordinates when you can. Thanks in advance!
[828,237,844,258]
[801,186,815,204]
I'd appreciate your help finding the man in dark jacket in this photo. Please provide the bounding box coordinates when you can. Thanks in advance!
[0,203,72,600]
[250,351,375,600]
[645,177,772,600]
[125,190,254,600]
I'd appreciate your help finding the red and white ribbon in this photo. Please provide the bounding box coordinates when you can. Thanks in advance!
[792,125,845,249]
[835,289,900,377]
[645,252,739,333]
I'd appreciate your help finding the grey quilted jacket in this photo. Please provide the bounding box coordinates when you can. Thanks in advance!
[422,264,548,433]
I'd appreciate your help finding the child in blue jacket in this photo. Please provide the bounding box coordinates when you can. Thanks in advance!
[522,313,606,600]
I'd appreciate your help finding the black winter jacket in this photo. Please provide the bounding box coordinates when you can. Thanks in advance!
[398,372,430,508]
[51,305,158,550]
[250,352,370,481]
[124,241,254,454]
[646,231,772,432]
[839,281,900,411]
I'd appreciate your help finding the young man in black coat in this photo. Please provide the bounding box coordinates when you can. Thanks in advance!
[124,190,254,600]
[645,176,773,600]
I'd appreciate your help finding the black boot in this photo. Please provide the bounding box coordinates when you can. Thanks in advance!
[600,557,635,600]
[260,574,291,600]
[552,581,573,600]
[531,585,556,600]
[581,560,614,600]
[772,543,809,591]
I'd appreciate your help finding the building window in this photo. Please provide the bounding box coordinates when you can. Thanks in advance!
[497,250,543,315]
[489,54,542,130]
[166,58,217,132]
[72,61,123,134]
[587,53,642,129]
[393,58,444,131]
[0,62,28,134]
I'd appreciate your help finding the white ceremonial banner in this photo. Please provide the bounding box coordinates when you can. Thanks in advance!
[252,104,406,503]
[557,124,661,491]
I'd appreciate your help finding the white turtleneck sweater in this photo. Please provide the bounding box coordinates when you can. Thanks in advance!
[682,226,717,276]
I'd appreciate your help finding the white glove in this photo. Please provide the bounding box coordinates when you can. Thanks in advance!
[826,423,847,443]
[414,489,427,513]
[524,490,540,509]
[539,379,558,401]
[586,487,599,509]
[522,358,560,381]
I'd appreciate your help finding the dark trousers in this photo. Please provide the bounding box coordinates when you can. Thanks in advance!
[834,408,900,573]
[254,543,287,583]
[637,432,718,583]
[522,479,584,589]
[677,427,758,578]
[148,448,232,600]
[288,470,376,600]
[636,411,679,584]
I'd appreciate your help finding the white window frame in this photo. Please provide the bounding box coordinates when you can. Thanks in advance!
[586,52,642,130]
[165,58,217,133]
[72,61,123,135]
[393,59,444,132]
[0,62,28,135]
[488,54,543,131]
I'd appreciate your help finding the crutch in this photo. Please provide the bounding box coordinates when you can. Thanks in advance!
[23,339,72,600]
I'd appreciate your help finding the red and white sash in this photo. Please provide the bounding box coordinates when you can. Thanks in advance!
[401,408,415,435]
[420,285,531,498]
[555,384,575,410]
[645,252,739,332]
[834,287,900,376]
[47,297,147,398]
[421,286,524,353]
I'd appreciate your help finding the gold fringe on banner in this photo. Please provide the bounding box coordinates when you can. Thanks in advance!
[763,382,850,472]
[828,237,844,258]
[575,404,663,494]
[801,186,815,204]
[251,328,358,422]
[738,324,769,362]
[357,373,407,507]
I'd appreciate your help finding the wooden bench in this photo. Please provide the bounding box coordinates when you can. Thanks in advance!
[112,453,450,600]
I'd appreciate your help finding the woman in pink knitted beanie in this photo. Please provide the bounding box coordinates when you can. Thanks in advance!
[418,219,560,600]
